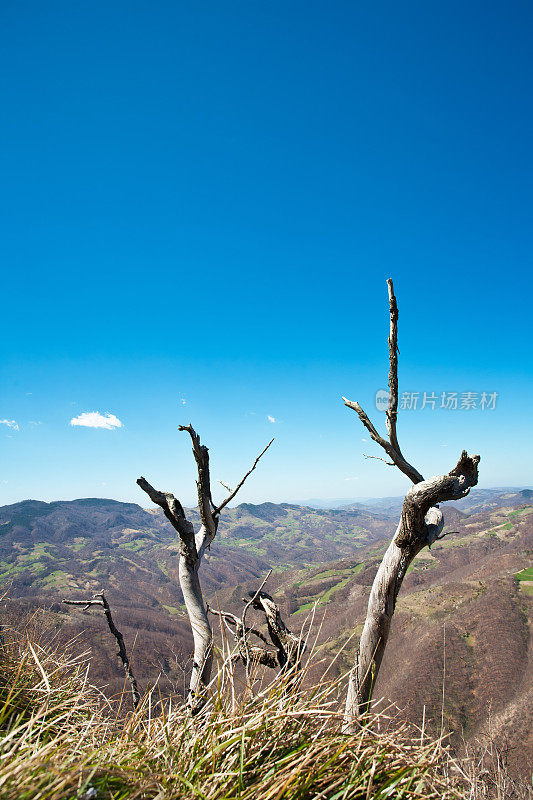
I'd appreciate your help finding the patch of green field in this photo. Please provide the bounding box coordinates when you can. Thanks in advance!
[297,563,363,587]
[123,541,144,552]
[86,568,101,578]
[18,552,43,564]
[71,538,88,552]
[162,604,183,615]
[293,600,316,614]
[294,567,362,613]
[406,561,435,575]
[321,575,350,602]
[42,570,72,586]
[0,561,46,580]
[519,583,533,596]
[516,567,533,581]
[507,507,533,518]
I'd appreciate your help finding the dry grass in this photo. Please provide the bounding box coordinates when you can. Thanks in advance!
[455,737,532,800]
[0,614,515,800]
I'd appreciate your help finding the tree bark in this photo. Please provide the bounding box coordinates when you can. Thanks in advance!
[344,454,480,731]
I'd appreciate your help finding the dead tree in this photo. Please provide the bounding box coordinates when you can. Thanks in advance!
[137,425,272,709]
[342,279,480,730]
[208,574,306,683]
[62,591,141,710]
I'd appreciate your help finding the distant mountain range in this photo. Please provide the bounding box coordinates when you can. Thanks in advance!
[304,487,533,515]
[1,487,533,780]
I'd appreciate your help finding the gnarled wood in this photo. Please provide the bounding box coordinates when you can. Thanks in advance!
[246,590,305,676]
[342,279,480,731]
[209,579,305,681]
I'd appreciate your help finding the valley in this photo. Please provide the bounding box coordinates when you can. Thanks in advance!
[1,488,532,778]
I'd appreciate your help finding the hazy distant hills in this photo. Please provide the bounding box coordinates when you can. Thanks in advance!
[313,487,533,518]
[2,489,533,778]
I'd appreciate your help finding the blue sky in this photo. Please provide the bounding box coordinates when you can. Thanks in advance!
[1,1,532,507]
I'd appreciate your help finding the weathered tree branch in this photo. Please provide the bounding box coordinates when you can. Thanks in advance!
[178,424,217,549]
[214,438,274,515]
[246,590,306,677]
[385,278,400,455]
[208,575,305,681]
[344,452,479,727]
[63,592,141,710]
[342,278,423,485]
[137,473,211,708]
[363,454,395,466]
[342,279,480,731]
[207,606,270,646]
[342,398,424,484]
[136,476,197,562]
[207,605,278,669]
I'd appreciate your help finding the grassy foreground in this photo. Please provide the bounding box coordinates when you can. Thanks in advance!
[0,620,470,800]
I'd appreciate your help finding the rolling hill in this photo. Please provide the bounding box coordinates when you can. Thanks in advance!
[1,490,532,780]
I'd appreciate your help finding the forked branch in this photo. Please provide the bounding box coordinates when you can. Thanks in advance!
[136,425,273,708]
[342,278,423,485]
[214,438,274,515]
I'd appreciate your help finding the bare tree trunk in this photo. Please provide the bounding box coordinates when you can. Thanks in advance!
[137,429,273,710]
[179,528,213,698]
[344,534,406,721]
[342,279,480,731]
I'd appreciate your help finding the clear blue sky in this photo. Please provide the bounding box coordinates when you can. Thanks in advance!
[1,1,531,507]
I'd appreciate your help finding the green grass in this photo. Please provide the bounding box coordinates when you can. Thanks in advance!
[406,559,436,575]
[321,575,350,602]
[294,600,316,613]
[515,567,533,581]
[70,538,88,552]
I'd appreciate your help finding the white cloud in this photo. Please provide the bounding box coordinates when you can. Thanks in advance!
[29,421,42,426]
[180,398,187,405]
[267,415,276,423]
[361,438,367,442]
[70,412,122,430]
[1,419,19,431]
[344,476,359,482]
